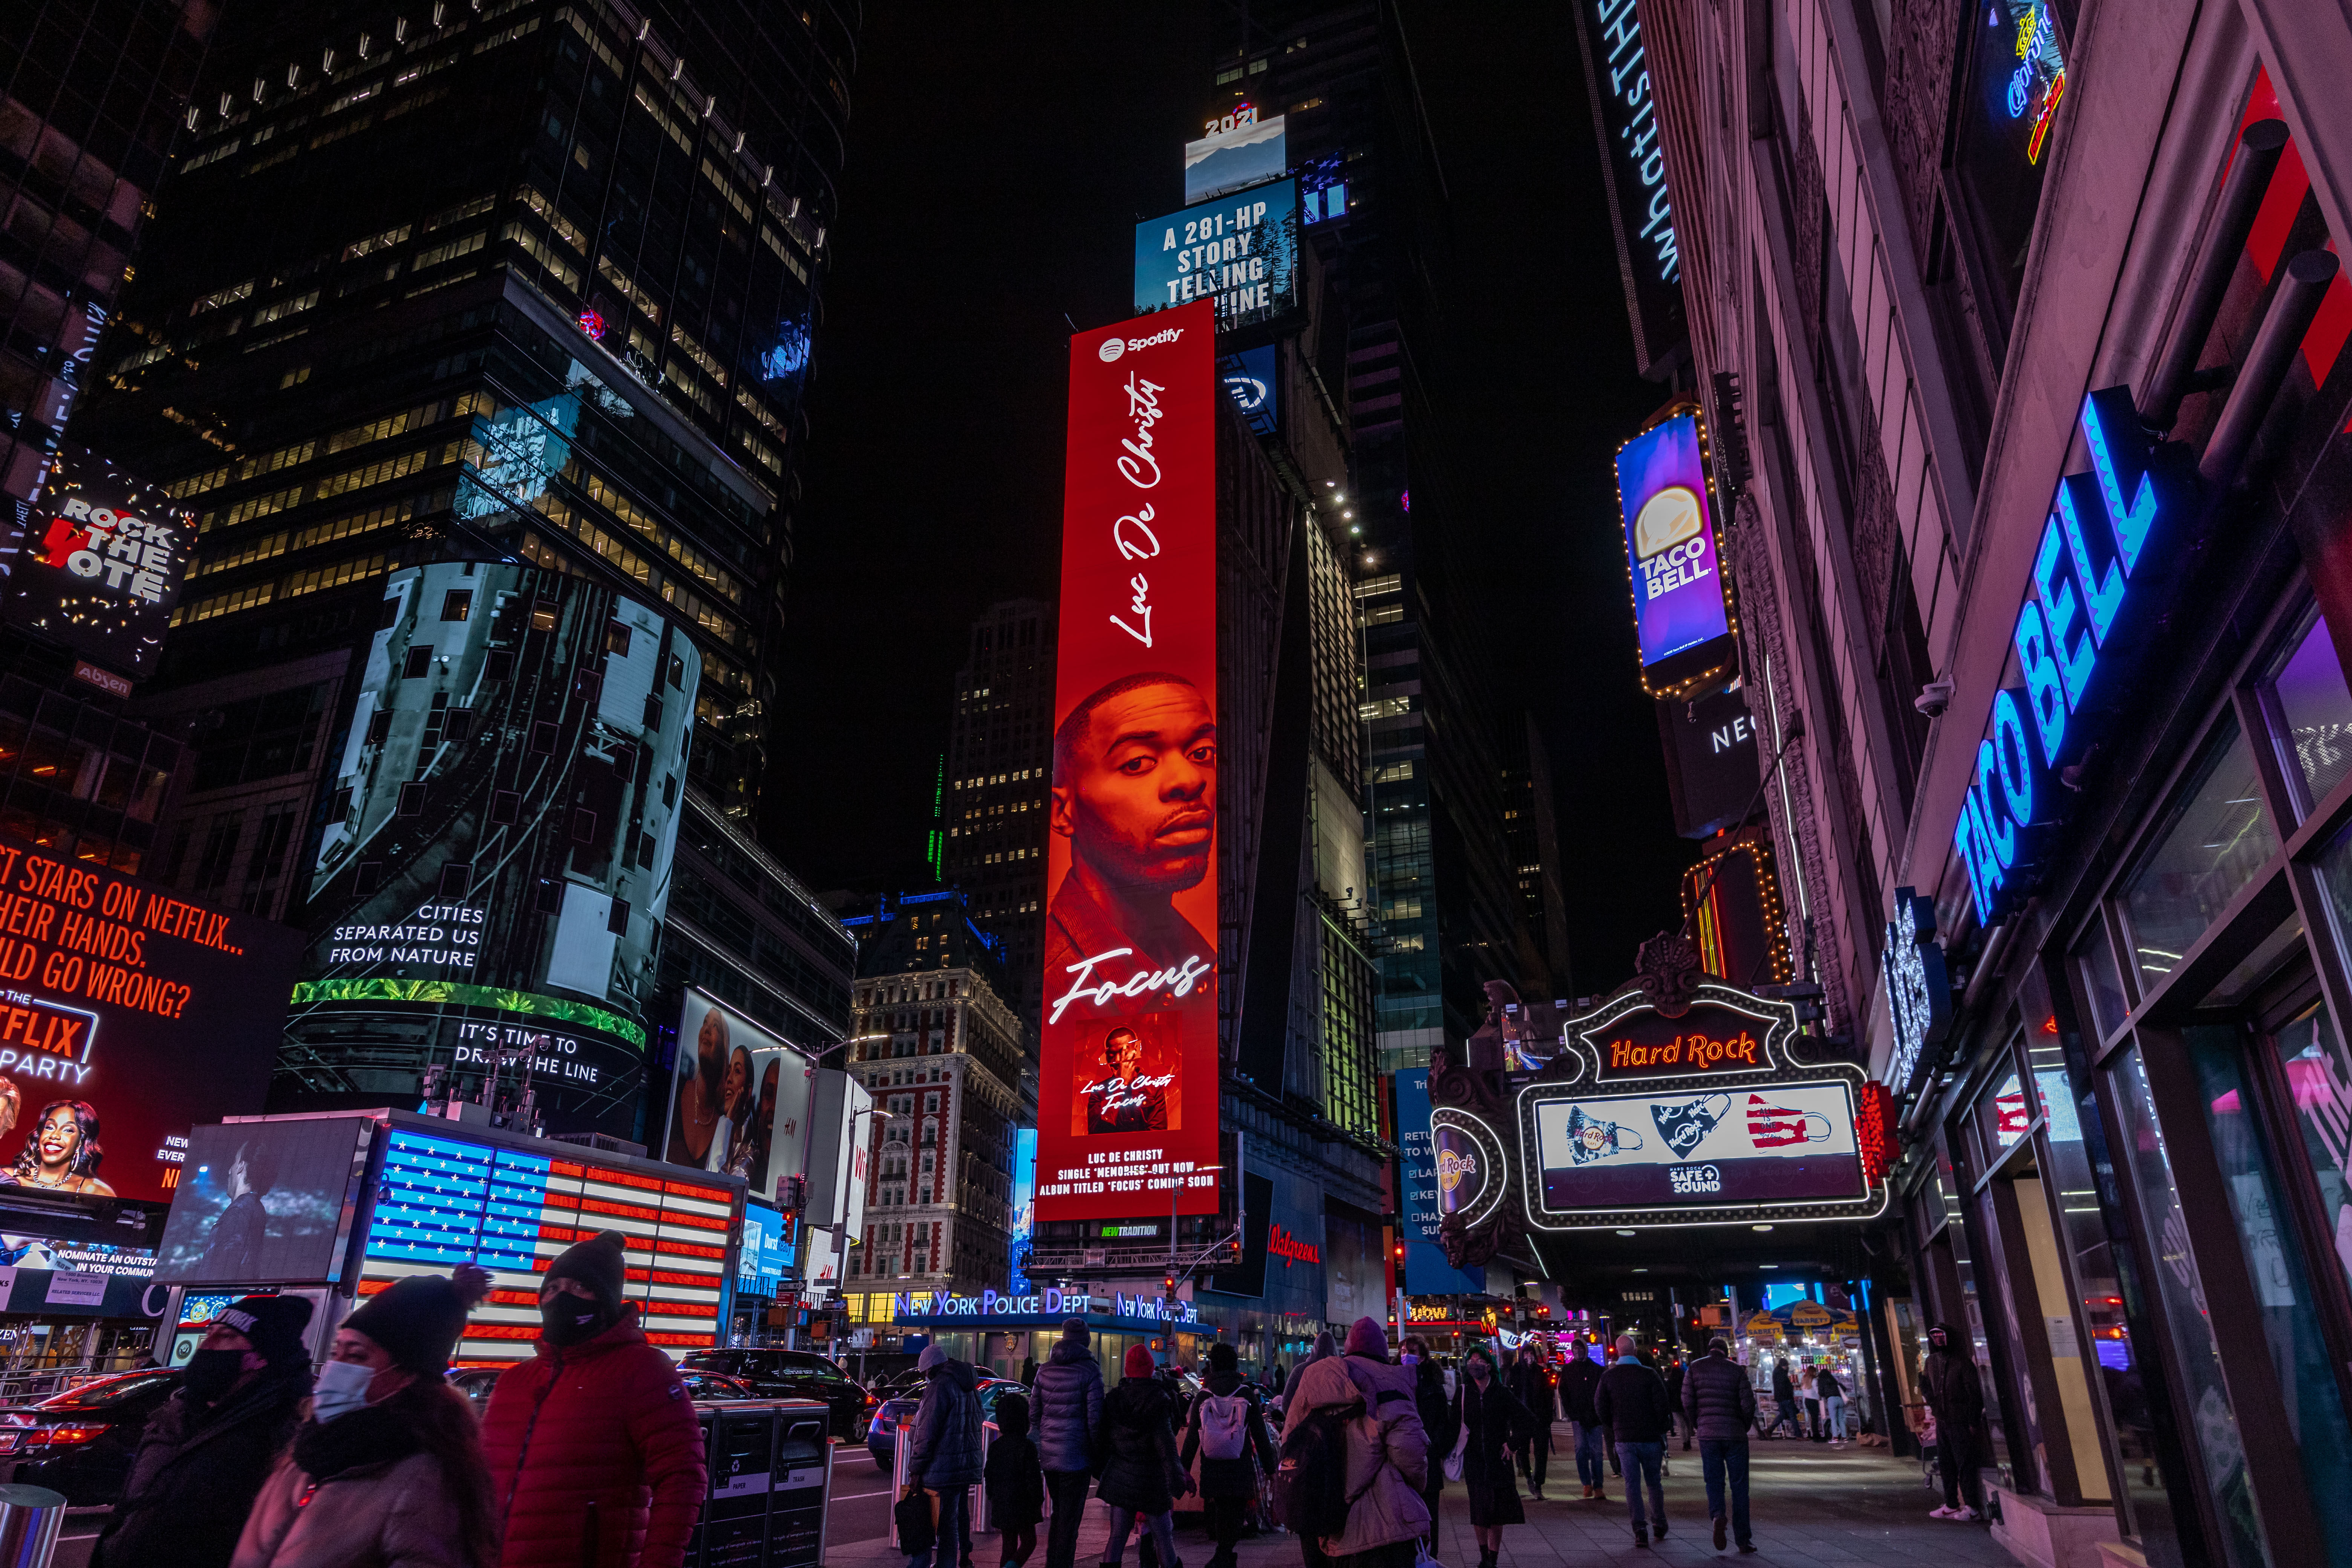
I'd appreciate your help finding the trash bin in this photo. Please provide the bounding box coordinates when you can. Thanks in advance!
[0,1484,67,1568]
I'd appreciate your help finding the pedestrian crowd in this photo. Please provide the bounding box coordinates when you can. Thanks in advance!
[95,1227,710,1568]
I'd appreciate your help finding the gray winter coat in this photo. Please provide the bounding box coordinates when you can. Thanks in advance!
[1681,1351,1757,1442]
[1031,1339,1105,1474]
[908,1358,985,1488]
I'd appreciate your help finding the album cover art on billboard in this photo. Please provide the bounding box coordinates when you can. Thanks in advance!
[1069,1013,1183,1135]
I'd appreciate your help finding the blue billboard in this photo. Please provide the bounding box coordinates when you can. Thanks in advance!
[739,1199,788,1297]
[1396,1069,1486,1295]
[1133,181,1300,334]
[1221,345,1277,436]
[1010,1128,1037,1295]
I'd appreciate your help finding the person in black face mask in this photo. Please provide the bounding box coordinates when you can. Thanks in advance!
[93,1294,314,1568]
[480,1228,710,1568]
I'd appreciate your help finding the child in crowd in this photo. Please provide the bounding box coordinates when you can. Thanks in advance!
[985,1391,1047,1568]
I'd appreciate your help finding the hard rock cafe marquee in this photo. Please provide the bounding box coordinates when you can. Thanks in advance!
[1429,940,1898,1260]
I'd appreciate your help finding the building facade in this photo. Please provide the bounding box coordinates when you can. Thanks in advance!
[940,597,1054,1030]
[1649,0,2352,1560]
[839,889,1029,1300]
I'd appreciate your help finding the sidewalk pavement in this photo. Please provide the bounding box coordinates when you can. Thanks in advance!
[830,1426,2023,1568]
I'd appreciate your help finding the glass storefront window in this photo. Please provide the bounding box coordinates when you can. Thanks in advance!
[2111,1045,2269,1567]
[2312,819,2352,995]
[2123,722,2279,989]
[1981,1070,2032,1153]
[2264,608,2352,815]
[2077,922,2131,1038]
[2267,1002,2352,1302]
[2188,1023,2352,1565]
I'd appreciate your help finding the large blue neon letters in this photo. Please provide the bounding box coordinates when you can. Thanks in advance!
[1955,387,2186,919]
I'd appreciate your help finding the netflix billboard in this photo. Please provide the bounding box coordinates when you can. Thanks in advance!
[1036,301,1220,1224]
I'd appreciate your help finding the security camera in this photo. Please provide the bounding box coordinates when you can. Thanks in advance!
[1914,679,1954,718]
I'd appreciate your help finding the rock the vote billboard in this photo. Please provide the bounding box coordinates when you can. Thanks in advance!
[1034,300,1220,1224]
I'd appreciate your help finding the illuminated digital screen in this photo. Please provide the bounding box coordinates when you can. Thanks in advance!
[359,1125,735,1366]
[0,828,301,1203]
[660,989,816,1208]
[1529,1082,1864,1214]
[1617,414,1728,673]
[1133,182,1300,334]
[0,447,190,680]
[1037,303,1220,1223]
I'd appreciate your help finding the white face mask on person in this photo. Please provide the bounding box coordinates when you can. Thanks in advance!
[312,1359,374,1423]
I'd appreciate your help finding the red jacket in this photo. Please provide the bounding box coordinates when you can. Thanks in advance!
[481,1308,708,1568]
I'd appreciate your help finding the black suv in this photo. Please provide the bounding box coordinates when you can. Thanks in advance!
[680,1348,874,1440]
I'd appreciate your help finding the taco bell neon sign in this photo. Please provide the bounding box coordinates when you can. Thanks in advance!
[1953,387,2188,920]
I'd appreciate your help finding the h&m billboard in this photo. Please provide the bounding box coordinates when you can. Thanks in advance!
[1035,302,1220,1223]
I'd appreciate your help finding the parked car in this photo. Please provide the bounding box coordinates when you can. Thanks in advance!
[1,1369,181,1504]
[680,1348,876,1440]
[865,1376,1026,1472]
[449,1364,758,1418]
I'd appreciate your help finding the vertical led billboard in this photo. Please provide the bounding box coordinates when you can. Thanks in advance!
[0,447,191,681]
[1037,301,1220,1223]
[1616,412,1731,694]
[291,562,698,1138]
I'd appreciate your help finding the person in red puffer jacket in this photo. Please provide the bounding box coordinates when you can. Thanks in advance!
[480,1230,709,1568]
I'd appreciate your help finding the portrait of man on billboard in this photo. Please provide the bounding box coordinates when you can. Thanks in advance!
[1044,671,1217,985]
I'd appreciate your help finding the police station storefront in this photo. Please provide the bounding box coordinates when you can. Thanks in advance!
[886,1289,1213,1384]
[1875,50,2352,1568]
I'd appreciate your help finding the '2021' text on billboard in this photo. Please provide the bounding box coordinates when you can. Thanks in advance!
[1035,302,1220,1223]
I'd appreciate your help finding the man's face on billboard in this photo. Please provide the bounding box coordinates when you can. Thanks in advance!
[1104,1029,1143,1078]
[1053,681,1216,892]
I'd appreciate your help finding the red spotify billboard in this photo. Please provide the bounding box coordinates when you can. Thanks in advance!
[1036,301,1220,1223]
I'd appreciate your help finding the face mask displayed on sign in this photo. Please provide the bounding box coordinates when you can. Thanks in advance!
[1516,973,1891,1231]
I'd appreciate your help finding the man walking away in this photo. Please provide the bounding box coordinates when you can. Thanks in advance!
[1557,1343,1605,1502]
[1594,1335,1670,1549]
[1920,1324,1986,1521]
[1816,1363,1848,1447]
[1766,1358,1801,1439]
[96,1295,315,1568]
[905,1344,986,1568]
[1033,1319,1106,1568]
[1682,1338,1758,1554]
[481,1230,709,1568]
[1502,1343,1555,1500]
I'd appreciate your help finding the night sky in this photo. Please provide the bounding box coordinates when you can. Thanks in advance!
[760,3,1699,996]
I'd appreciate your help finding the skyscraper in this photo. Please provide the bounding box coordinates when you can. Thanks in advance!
[0,0,215,522]
[940,597,1053,1029]
[75,0,857,884]
[1208,4,1546,1069]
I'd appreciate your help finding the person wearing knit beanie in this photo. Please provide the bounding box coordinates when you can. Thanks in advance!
[213,1293,315,1371]
[1123,1344,1157,1380]
[1059,1316,1090,1347]
[1344,1315,1389,1359]
[341,1268,487,1376]
[546,1228,629,1309]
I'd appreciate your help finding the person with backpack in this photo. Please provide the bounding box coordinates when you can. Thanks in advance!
[1594,1335,1671,1549]
[1411,1349,1457,1548]
[1032,1319,1105,1568]
[1503,1343,1556,1501]
[985,1392,1046,1568]
[1280,1317,1429,1568]
[1451,1347,1528,1568]
[1557,1341,1605,1501]
[1098,1346,1192,1568]
[1682,1338,1758,1554]
[1181,1343,1278,1568]
[1283,1331,1337,1405]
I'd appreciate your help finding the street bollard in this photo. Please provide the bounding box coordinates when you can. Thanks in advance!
[0,1484,66,1568]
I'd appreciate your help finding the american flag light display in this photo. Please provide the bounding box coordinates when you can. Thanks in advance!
[360,1129,734,1366]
